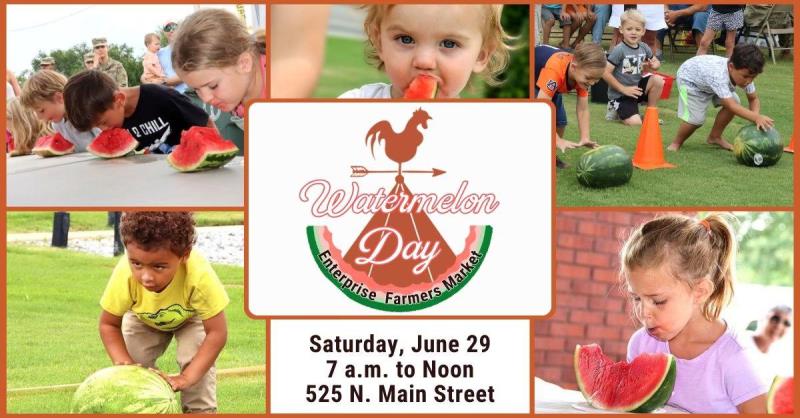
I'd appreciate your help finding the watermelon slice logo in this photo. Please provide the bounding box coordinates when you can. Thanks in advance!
[301,108,495,311]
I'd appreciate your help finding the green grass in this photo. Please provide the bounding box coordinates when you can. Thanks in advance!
[6,211,244,234]
[314,35,485,98]
[6,245,264,413]
[555,51,794,207]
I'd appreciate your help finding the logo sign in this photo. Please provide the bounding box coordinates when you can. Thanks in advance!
[300,108,495,311]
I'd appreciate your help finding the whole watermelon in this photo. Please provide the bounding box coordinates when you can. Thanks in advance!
[71,365,181,413]
[733,125,782,167]
[576,145,633,188]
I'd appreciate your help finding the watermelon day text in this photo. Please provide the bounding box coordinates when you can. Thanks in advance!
[306,333,496,404]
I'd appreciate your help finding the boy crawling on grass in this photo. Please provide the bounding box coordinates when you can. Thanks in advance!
[99,212,228,413]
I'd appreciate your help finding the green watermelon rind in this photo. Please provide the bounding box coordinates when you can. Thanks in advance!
[70,365,181,413]
[576,145,633,188]
[733,125,783,167]
[306,225,491,312]
[767,376,793,414]
[574,344,676,413]
[167,148,238,172]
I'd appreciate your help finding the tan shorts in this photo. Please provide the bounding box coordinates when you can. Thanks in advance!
[122,312,217,413]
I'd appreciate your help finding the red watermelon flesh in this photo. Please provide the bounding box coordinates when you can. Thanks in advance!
[404,75,438,99]
[32,132,75,157]
[167,126,238,172]
[767,376,793,414]
[574,344,676,412]
[88,128,138,158]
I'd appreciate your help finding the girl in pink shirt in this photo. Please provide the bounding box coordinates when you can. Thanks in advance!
[141,33,166,84]
[620,214,768,413]
[170,8,266,118]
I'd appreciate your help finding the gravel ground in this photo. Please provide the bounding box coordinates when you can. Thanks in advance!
[13,226,244,266]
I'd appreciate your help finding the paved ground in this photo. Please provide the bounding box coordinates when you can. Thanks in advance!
[8,225,244,266]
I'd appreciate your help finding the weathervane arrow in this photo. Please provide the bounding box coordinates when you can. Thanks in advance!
[350,166,446,178]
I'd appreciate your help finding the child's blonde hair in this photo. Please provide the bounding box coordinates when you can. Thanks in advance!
[363,5,513,86]
[171,8,266,73]
[144,33,160,47]
[19,69,67,108]
[620,214,736,321]
[620,9,647,29]
[7,98,54,156]
[572,43,607,77]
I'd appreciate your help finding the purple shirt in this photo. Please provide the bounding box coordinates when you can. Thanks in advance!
[627,325,768,413]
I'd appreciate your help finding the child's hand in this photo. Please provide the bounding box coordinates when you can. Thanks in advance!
[622,85,643,98]
[560,11,570,22]
[647,57,661,71]
[754,115,775,131]
[556,137,580,153]
[151,368,191,392]
[578,138,599,148]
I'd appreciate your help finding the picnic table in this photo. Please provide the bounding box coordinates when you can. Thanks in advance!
[534,377,688,414]
[7,153,244,207]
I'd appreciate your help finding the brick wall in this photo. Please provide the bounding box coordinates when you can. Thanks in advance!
[535,211,664,389]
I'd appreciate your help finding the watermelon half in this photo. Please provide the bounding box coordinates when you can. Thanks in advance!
[733,125,783,167]
[167,126,239,172]
[32,132,75,157]
[88,128,138,158]
[576,145,633,188]
[71,365,181,413]
[404,74,438,99]
[574,344,676,412]
[767,376,793,414]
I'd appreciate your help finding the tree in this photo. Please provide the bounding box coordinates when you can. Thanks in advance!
[30,42,143,85]
[733,212,793,287]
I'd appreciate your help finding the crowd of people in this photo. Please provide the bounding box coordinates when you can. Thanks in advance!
[6,8,265,156]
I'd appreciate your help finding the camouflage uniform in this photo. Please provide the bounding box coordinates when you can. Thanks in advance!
[92,37,128,87]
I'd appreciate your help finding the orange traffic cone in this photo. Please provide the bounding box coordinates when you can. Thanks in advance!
[784,133,794,153]
[632,107,676,170]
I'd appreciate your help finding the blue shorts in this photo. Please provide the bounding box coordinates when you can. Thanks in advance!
[536,87,567,127]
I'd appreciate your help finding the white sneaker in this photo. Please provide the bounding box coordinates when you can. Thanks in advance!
[606,102,620,121]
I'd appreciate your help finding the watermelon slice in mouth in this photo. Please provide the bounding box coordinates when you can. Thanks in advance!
[32,132,75,157]
[88,128,138,158]
[167,126,239,172]
[404,75,438,99]
[767,376,793,414]
[574,344,676,413]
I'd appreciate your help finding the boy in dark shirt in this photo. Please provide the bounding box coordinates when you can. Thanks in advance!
[63,70,215,154]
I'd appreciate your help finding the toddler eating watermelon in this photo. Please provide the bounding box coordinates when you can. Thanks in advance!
[339,5,513,99]
[98,212,228,413]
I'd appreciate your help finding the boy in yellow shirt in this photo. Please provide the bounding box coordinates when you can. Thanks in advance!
[99,212,228,413]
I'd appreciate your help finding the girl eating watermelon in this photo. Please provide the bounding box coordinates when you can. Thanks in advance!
[339,5,513,99]
[619,214,768,413]
[171,8,266,118]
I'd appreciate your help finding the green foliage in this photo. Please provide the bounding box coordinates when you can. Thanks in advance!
[556,52,793,206]
[485,5,530,98]
[30,42,142,85]
[6,245,264,413]
[733,212,794,287]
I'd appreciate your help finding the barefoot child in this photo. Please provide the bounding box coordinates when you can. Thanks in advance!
[535,43,605,155]
[668,44,773,151]
[141,33,166,85]
[339,5,512,98]
[603,9,665,125]
[620,214,768,413]
[63,70,215,154]
[19,70,100,152]
[99,212,229,413]
[171,8,266,117]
